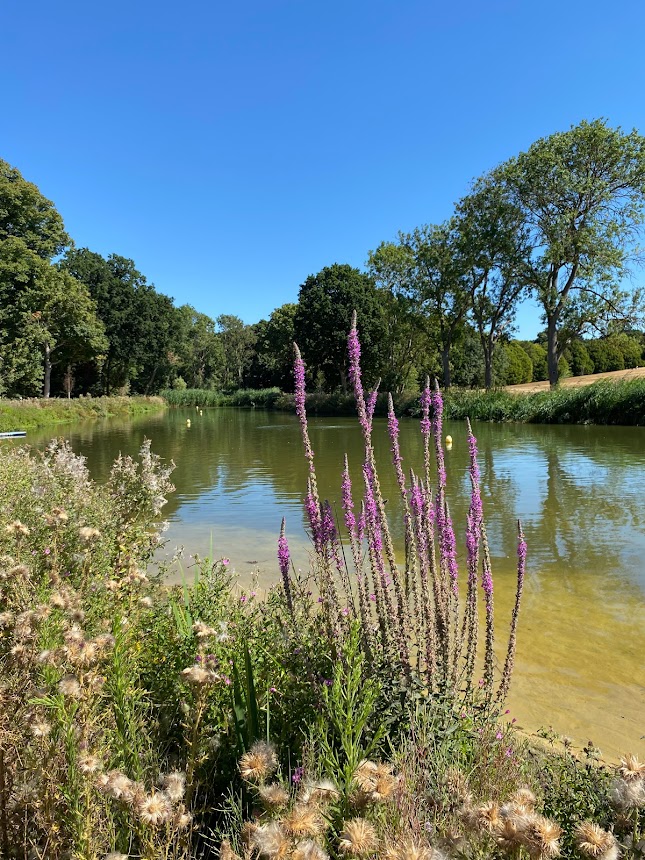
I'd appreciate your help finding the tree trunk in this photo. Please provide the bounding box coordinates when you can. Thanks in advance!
[43,343,52,398]
[441,345,451,389]
[484,351,493,389]
[547,315,559,388]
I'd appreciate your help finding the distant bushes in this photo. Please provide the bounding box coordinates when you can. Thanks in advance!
[162,380,645,426]
[441,379,645,425]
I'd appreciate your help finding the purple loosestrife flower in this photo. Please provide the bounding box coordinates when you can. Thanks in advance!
[305,478,322,552]
[366,381,380,427]
[431,384,446,489]
[320,501,337,546]
[420,383,431,439]
[443,504,459,596]
[341,455,356,539]
[348,312,370,439]
[278,517,294,615]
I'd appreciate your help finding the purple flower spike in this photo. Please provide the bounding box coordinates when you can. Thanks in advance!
[278,517,293,614]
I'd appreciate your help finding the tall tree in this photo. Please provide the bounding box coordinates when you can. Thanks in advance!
[0,238,106,396]
[369,224,470,388]
[175,305,223,388]
[494,119,645,387]
[216,314,256,390]
[250,303,297,390]
[455,177,531,388]
[294,264,385,391]
[0,158,70,258]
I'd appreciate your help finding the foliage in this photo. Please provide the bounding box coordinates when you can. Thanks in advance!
[0,395,165,432]
[502,341,533,385]
[492,119,645,386]
[294,263,385,391]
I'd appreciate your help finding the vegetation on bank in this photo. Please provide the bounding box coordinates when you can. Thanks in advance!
[162,377,645,426]
[0,395,166,432]
[1,320,643,859]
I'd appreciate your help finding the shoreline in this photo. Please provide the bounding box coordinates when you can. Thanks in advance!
[0,395,166,433]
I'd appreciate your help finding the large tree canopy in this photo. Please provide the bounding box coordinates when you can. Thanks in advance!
[0,158,70,259]
[294,264,385,391]
[493,119,645,386]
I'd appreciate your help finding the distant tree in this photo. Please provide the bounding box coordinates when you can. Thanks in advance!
[517,341,548,381]
[294,264,385,391]
[216,314,256,390]
[493,120,645,387]
[369,224,470,388]
[610,332,643,368]
[567,340,594,376]
[175,305,223,388]
[455,176,531,388]
[250,303,297,390]
[502,341,532,385]
[0,239,106,396]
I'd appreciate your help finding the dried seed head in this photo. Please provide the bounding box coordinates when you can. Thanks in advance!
[105,853,129,860]
[31,721,52,739]
[252,821,291,859]
[574,822,617,858]
[219,839,243,860]
[0,611,14,627]
[474,801,501,833]
[58,675,83,698]
[181,664,218,686]
[338,818,378,857]
[136,791,173,826]
[382,838,436,860]
[239,741,278,783]
[258,783,290,810]
[610,777,645,810]
[161,770,186,803]
[525,815,562,858]
[284,804,325,838]
[619,755,645,783]
[193,620,217,638]
[300,778,340,806]
[79,526,101,542]
[5,520,30,536]
[292,840,329,860]
[510,787,537,811]
[78,754,102,774]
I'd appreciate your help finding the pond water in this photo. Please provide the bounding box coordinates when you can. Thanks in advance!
[7,407,645,759]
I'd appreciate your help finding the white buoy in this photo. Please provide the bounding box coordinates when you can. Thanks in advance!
[199,409,203,416]
[186,419,191,427]
[445,434,453,445]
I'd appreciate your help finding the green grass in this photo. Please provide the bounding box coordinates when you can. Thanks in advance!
[0,395,166,432]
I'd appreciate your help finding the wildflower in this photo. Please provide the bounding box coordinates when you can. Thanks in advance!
[252,821,290,859]
[136,791,173,826]
[5,520,30,536]
[79,526,101,542]
[619,754,645,782]
[181,664,218,686]
[78,754,102,774]
[338,818,378,856]
[258,783,290,810]
[239,740,278,783]
[278,517,293,614]
[58,675,83,698]
[292,840,329,860]
[574,822,618,859]
[161,770,186,803]
[283,804,325,837]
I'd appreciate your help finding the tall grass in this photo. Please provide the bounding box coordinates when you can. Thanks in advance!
[0,395,166,432]
[160,387,283,408]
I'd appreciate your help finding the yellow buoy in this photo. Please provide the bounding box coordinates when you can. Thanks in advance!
[186,419,191,427]
[445,434,453,445]
[199,409,203,416]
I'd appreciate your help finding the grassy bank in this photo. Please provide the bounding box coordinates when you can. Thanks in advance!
[0,395,166,432]
[162,379,645,425]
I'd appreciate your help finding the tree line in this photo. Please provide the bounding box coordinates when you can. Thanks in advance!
[2,118,645,399]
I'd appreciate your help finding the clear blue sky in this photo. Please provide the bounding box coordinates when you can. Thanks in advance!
[3,0,645,339]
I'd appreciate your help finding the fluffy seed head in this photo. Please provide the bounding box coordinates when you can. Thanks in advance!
[619,755,645,783]
[526,816,562,858]
[181,664,218,686]
[78,754,102,774]
[252,821,291,859]
[338,818,378,856]
[258,783,290,810]
[283,804,325,837]
[574,822,617,858]
[292,840,329,860]
[161,770,186,803]
[610,777,645,810]
[239,740,278,783]
[58,675,83,698]
[136,791,173,826]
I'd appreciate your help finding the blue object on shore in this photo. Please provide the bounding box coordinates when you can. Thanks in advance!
[0,431,27,438]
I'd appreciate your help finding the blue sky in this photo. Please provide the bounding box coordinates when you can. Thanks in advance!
[3,0,645,339]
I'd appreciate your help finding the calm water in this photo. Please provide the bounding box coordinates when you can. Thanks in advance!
[6,407,645,758]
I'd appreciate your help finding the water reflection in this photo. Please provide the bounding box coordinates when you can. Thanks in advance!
[8,408,645,757]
